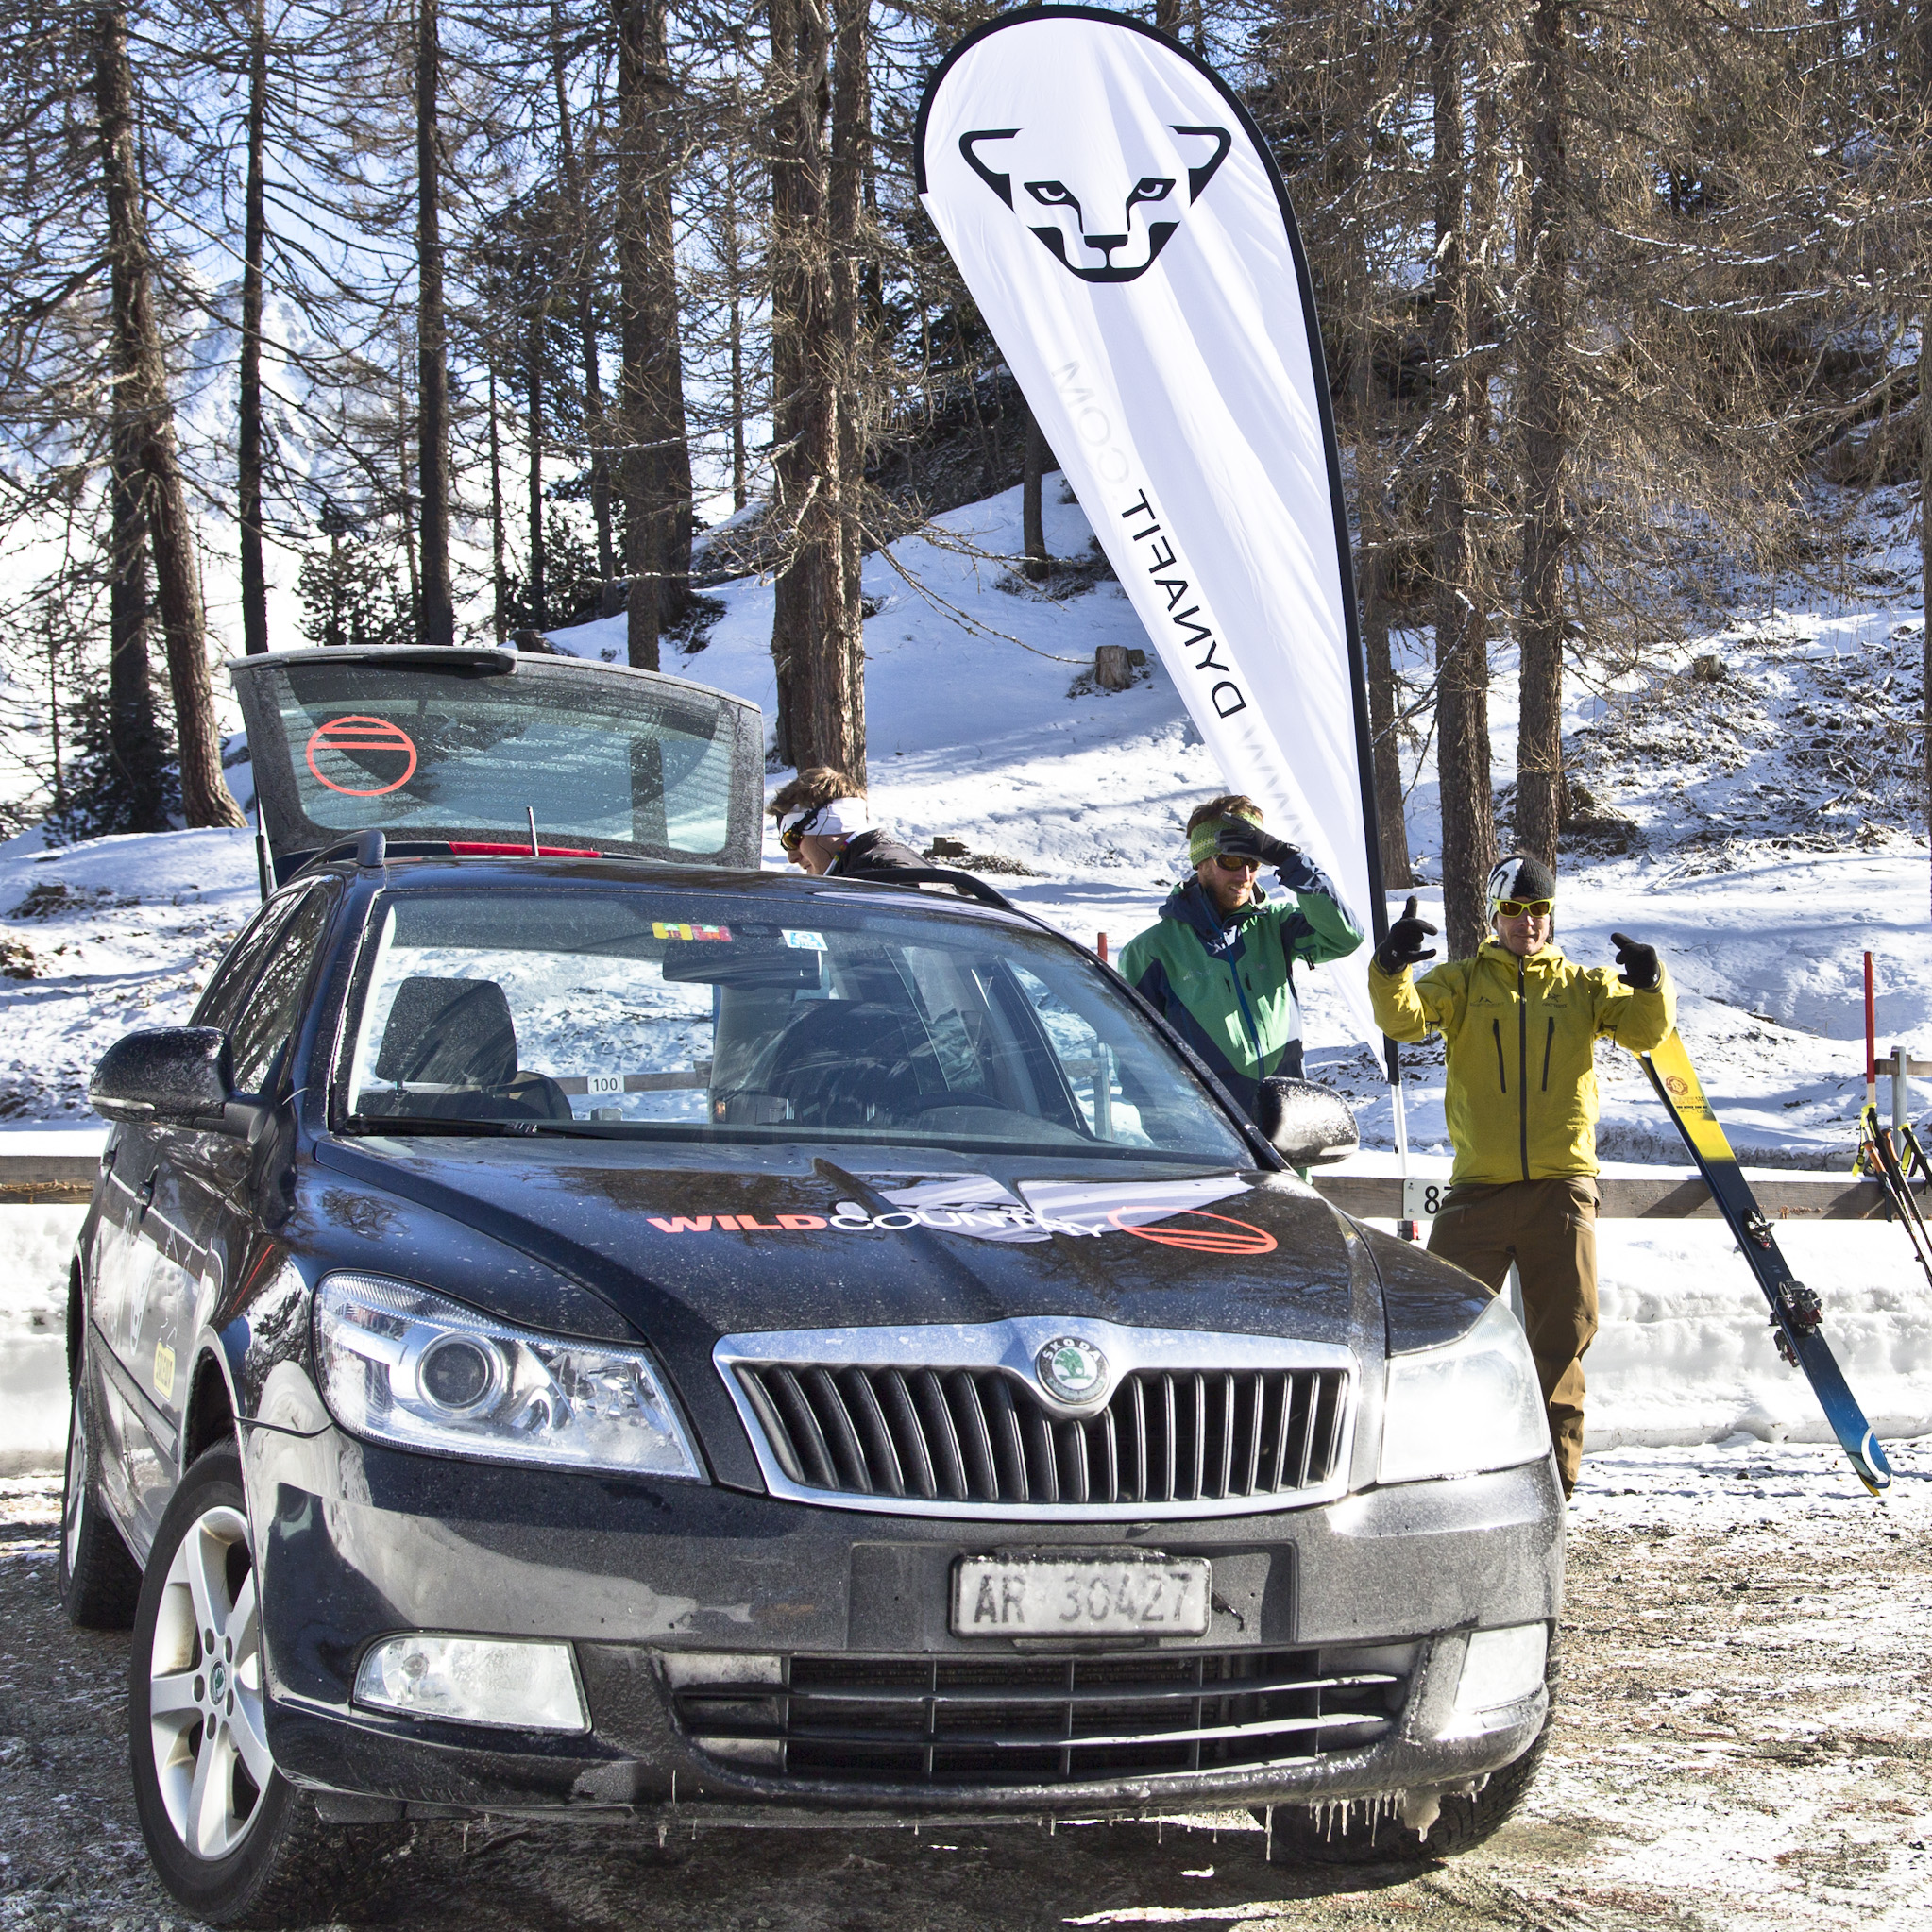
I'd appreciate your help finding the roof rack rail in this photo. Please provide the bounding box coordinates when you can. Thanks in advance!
[846,865,1017,911]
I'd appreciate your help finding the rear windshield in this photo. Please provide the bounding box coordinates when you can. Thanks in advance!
[336,888,1250,1165]
[260,660,736,855]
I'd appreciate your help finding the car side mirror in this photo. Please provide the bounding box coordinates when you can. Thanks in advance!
[90,1028,264,1138]
[1253,1076,1359,1167]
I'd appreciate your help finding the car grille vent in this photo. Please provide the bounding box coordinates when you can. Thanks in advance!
[670,1647,1407,1786]
[734,1363,1347,1507]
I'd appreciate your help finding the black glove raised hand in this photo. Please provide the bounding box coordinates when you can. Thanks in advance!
[1611,931,1660,991]
[1375,896,1438,975]
[1216,822,1300,871]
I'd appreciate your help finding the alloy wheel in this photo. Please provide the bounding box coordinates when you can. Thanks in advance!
[144,1504,273,1860]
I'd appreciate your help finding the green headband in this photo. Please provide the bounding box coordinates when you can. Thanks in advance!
[1188,810,1262,866]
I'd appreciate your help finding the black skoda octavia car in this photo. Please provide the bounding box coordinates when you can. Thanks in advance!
[59,648,1562,1925]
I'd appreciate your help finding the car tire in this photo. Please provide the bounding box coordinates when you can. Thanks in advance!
[128,1441,394,1928]
[59,1365,141,1630]
[1256,1650,1558,1866]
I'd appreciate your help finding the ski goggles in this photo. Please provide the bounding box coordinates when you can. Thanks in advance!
[1495,897,1553,919]
[1212,854,1261,873]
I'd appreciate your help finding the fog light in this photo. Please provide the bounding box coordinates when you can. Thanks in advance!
[1453,1623,1548,1715]
[354,1635,588,1732]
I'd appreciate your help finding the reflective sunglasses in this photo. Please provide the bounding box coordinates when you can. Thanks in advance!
[778,822,805,854]
[1213,854,1261,873]
[1496,897,1553,918]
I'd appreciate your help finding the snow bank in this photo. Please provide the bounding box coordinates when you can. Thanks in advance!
[0,1206,83,1474]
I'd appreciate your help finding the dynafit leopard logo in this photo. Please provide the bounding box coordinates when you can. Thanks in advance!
[959,123,1231,283]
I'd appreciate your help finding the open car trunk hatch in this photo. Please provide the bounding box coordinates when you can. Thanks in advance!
[229,647,765,880]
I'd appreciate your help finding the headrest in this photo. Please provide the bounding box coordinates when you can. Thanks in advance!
[373,977,517,1087]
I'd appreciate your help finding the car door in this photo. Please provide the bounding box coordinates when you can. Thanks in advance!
[89,893,302,1541]
[134,885,338,1503]
[89,888,329,1549]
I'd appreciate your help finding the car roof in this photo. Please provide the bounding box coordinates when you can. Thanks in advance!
[321,852,1037,926]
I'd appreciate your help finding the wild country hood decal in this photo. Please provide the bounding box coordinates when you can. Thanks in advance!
[959,123,1231,283]
[643,1173,1278,1256]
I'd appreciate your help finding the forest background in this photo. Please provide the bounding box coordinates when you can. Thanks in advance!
[2,0,1929,959]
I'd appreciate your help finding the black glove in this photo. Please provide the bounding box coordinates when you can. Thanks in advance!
[1611,931,1660,991]
[1375,895,1438,974]
[1216,822,1300,871]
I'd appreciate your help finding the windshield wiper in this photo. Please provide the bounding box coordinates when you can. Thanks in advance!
[344,1115,622,1139]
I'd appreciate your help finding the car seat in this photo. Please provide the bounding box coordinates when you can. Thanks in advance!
[752,999,927,1128]
[368,977,573,1122]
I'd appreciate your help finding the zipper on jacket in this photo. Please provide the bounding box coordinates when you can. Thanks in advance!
[1517,956,1531,1181]
[1541,1016,1555,1092]
[1492,1018,1507,1093]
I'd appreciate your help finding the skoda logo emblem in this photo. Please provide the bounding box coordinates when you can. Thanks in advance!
[210,1662,228,1700]
[1037,1336,1108,1404]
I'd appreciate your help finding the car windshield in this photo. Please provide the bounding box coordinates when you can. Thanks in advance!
[337,886,1251,1165]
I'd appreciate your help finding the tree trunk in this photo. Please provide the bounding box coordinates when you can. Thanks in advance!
[487,363,507,645]
[829,0,868,776]
[642,0,693,631]
[106,450,167,831]
[1022,403,1049,581]
[768,0,857,775]
[95,3,242,828]
[1516,0,1569,873]
[1352,313,1413,890]
[416,0,454,646]
[615,0,689,665]
[238,0,268,655]
[549,0,617,611]
[1922,302,1930,907]
[726,171,748,512]
[1427,0,1494,957]
[527,294,546,631]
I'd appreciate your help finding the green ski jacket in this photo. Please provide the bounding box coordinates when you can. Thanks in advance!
[1120,855,1363,1117]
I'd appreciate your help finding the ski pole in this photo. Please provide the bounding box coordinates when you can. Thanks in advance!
[1864,951,1876,1121]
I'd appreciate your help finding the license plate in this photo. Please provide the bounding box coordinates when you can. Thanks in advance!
[951,1556,1211,1637]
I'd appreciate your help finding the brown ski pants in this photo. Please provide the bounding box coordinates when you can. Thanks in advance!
[1426,1177,1600,1497]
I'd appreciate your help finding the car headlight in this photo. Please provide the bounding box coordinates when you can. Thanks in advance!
[314,1273,704,1481]
[1378,1294,1550,1485]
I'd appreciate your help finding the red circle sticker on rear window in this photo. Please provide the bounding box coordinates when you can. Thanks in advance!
[304,717,418,796]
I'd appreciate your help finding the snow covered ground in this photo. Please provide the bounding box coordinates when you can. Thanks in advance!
[2,472,1928,1476]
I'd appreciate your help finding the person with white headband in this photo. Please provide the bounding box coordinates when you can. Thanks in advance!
[768,767,924,878]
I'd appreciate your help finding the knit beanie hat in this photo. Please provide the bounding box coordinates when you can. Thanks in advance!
[1485,853,1557,912]
[1187,804,1263,867]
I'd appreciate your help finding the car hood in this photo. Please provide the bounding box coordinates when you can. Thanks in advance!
[315,1134,1373,1341]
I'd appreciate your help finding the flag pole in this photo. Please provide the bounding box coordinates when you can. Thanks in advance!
[1296,272,1415,1236]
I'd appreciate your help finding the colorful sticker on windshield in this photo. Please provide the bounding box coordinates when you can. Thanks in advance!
[653,921,732,941]
[305,717,418,796]
[782,929,827,952]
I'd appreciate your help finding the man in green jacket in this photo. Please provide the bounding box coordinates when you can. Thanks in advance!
[1120,795,1363,1122]
[1368,853,1675,1498]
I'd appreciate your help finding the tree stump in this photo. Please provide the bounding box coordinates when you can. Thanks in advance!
[1095,645,1133,690]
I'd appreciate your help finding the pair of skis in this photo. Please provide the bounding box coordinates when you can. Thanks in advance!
[1639,1034,1891,1496]
[1857,1103,1932,1294]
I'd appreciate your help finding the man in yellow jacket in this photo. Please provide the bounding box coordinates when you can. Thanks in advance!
[1368,854,1675,1498]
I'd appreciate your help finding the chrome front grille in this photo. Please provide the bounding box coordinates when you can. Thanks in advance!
[667,1647,1408,1786]
[736,1362,1347,1507]
[715,1319,1357,1519]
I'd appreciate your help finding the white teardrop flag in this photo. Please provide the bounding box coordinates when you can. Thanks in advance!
[918,8,1388,1054]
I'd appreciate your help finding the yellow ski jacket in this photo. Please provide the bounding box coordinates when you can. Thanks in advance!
[1369,941,1676,1184]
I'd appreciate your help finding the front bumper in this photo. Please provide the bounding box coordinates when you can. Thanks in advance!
[246,1419,1562,1822]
